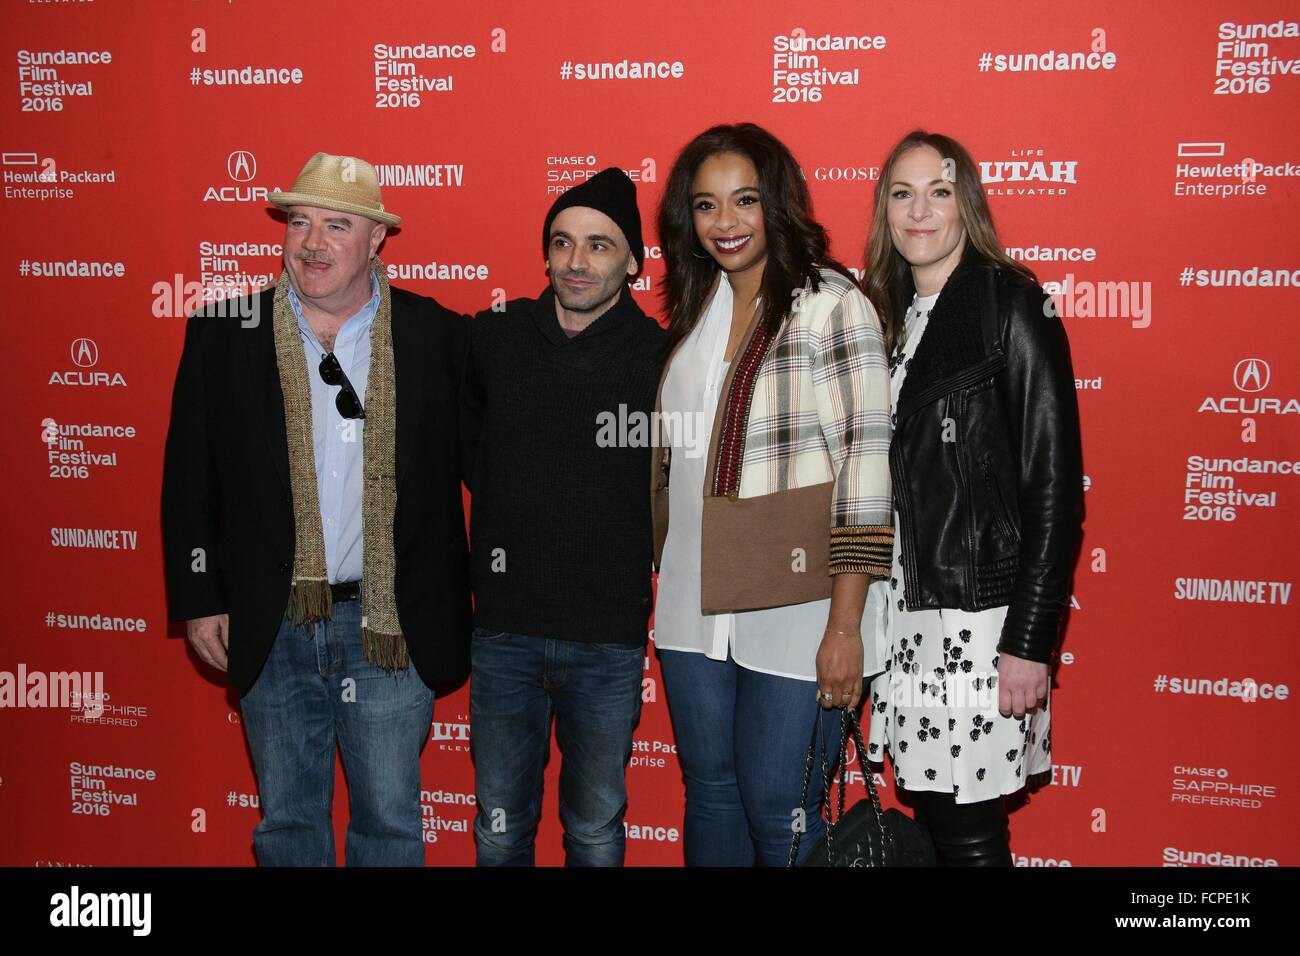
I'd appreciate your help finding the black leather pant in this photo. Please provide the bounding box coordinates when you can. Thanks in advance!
[910,790,1012,866]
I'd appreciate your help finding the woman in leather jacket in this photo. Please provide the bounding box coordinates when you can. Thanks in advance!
[861,130,1084,866]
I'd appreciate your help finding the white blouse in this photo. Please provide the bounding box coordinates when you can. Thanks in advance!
[653,272,887,682]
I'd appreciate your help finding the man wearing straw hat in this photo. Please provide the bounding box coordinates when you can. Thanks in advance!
[162,152,472,866]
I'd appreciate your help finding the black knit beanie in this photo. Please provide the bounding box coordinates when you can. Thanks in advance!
[542,167,644,272]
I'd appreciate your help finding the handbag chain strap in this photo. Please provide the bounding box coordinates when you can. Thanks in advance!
[844,707,893,862]
[788,704,894,866]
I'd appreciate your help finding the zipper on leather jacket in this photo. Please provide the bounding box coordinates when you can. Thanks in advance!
[979,457,1018,543]
[888,442,920,610]
[950,393,976,599]
[899,353,1005,423]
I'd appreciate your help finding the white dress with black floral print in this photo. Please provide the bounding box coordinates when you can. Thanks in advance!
[865,292,1051,804]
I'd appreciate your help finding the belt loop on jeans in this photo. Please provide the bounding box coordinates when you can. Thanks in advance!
[330,581,360,604]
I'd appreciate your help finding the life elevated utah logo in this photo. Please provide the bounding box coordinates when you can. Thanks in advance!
[1201,358,1298,414]
[981,147,1077,196]
[202,149,279,204]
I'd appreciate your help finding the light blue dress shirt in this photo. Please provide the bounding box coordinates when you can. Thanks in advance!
[288,272,379,585]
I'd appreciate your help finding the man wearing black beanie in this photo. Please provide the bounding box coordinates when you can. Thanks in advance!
[461,168,664,866]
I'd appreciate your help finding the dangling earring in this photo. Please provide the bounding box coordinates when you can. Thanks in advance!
[690,239,712,260]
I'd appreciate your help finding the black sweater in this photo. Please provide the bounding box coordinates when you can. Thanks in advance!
[462,286,665,644]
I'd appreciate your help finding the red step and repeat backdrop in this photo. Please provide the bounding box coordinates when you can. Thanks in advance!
[1,0,1297,868]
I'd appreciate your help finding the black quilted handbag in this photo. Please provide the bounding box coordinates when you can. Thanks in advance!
[789,705,936,867]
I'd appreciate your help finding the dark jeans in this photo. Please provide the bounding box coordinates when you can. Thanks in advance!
[658,648,850,867]
[239,600,435,866]
[469,627,645,866]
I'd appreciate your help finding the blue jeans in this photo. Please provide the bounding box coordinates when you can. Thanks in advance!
[239,600,435,866]
[658,648,850,867]
[469,627,645,866]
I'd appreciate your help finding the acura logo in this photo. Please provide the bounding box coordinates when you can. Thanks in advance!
[227,150,256,183]
[1233,358,1270,393]
[70,338,98,368]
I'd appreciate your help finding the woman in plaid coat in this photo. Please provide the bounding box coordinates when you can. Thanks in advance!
[650,123,893,866]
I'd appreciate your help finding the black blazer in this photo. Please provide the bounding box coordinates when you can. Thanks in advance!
[161,284,473,696]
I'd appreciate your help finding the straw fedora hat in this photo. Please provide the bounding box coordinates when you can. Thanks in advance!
[269,152,400,226]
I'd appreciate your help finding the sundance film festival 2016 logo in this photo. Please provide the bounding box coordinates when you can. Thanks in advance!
[198,239,277,292]
[44,408,137,481]
[770,30,885,105]
[421,789,472,844]
[69,759,157,818]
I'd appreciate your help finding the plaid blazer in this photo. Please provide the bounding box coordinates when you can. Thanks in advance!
[653,267,893,582]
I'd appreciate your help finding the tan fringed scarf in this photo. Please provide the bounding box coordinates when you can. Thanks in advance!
[271,257,408,671]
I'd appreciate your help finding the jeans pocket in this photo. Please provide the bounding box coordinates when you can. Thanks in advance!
[471,626,511,643]
[591,641,646,656]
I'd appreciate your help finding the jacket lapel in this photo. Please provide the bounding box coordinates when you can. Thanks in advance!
[243,291,291,493]
[894,259,1005,424]
[391,300,419,490]
[701,277,766,496]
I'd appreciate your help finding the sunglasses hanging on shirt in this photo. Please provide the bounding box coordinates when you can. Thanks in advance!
[318,351,366,420]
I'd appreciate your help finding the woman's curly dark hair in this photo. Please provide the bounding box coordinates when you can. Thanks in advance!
[658,122,851,358]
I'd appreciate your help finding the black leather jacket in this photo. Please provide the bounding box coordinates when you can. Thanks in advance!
[889,249,1084,664]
